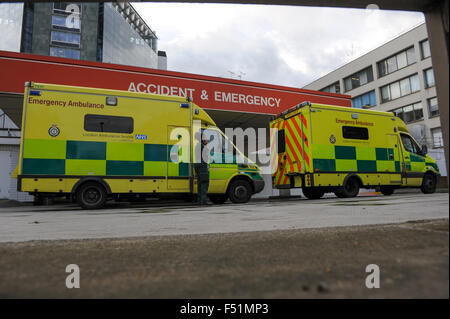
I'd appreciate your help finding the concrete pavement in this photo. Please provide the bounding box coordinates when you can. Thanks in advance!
[0,193,448,243]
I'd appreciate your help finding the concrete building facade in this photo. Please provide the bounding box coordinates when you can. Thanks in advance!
[0,2,166,70]
[303,23,446,176]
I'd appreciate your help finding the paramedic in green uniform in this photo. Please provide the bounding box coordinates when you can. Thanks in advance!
[194,132,210,205]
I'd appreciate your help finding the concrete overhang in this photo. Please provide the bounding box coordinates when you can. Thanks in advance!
[22,0,438,12]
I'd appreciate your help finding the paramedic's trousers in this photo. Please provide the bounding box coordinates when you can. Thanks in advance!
[194,163,210,204]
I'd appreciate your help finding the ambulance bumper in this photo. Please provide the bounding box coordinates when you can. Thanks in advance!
[254,179,265,194]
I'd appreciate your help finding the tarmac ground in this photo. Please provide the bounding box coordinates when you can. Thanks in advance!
[0,219,448,298]
[0,190,448,298]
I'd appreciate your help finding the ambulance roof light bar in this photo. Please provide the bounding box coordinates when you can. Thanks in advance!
[274,101,311,120]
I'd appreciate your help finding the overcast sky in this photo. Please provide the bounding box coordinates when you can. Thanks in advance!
[132,2,425,88]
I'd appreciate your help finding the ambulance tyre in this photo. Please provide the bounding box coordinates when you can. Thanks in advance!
[421,173,437,194]
[302,187,325,199]
[380,186,395,196]
[340,176,360,198]
[228,179,252,204]
[76,182,107,209]
[208,194,228,204]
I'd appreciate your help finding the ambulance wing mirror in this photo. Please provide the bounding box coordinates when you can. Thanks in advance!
[421,145,428,155]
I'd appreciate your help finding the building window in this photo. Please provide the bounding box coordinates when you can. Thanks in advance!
[431,127,443,148]
[51,31,80,47]
[424,68,435,88]
[392,102,423,123]
[420,39,431,59]
[53,2,82,16]
[320,81,340,94]
[380,74,420,103]
[428,97,439,117]
[378,47,416,77]
[344,66,374,92]
[352,90,376,108]
[52,15,80,31]
[50,46,80,59]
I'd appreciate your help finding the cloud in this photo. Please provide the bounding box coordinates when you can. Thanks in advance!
[132,3,424,87]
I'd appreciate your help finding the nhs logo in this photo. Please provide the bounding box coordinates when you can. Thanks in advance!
[135,134,148,140]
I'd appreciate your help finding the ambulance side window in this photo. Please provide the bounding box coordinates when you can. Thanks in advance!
[342,126,369,140]
[277,129,285,153]
[400,134,420,154]
[84,114,134,134]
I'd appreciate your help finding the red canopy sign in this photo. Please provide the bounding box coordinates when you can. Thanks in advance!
[0,50,351,115]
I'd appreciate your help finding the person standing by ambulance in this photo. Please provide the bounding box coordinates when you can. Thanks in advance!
[194,131,210,205]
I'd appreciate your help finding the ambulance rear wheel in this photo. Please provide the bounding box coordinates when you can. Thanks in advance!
[228,179,252,204]
[421,173,436,194]
[208,194,228,204]
[380,186,395,196]
[76,182,107,209]
[340,177,360,198]
[302,187,325,199]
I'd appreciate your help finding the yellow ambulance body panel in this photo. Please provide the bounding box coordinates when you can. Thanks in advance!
[270,102,440,198]
[17,82,264,208]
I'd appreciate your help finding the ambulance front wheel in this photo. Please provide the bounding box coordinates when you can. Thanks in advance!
[302,187,325,199]
[421,173,437,194]
[228,179,252,204]
[76,182,107,209]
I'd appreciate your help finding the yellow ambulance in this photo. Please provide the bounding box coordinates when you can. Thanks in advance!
[16,82,264,208]
[270,101,440,199]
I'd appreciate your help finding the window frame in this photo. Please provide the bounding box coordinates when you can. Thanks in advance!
[380,73,420,103]
[351,90,376,109]
[53,2,82,16]
[424,68,435,88]
[49,46,80,59]
[342,126,369,140]
[431,127,443,148]
[277,129,286,154]
[400,133,421,154]
[377,46,416,78]
[427,97,439,118]
[420,39,431,59]
[84,114,134,134]
[50,30,81,48]
[320,81,340,94]
[343,66,374,92]
[391,101,424,124]
[51,14,81,32]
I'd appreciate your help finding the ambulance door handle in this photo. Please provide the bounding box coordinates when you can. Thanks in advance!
[405,156,410,159]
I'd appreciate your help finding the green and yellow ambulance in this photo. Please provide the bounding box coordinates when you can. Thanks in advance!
[16,82,264,209]
[270,101,440,198]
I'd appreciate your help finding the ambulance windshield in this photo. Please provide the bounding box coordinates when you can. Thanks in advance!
[202,127,246,164]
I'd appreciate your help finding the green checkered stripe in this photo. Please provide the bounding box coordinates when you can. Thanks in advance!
[21,139,189,177]
[312,144,402,173]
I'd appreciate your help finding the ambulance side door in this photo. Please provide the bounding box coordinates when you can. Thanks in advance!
[167,126,190,191]
[399,133,424,186]
[388,134,402,185]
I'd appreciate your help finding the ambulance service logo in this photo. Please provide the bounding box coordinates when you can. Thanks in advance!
[48,124,60,137]
[329,134,336,144]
